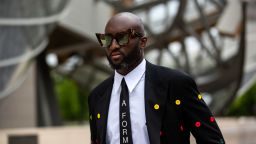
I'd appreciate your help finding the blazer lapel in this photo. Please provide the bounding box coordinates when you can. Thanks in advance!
[96,76,114,144]
[145,62,167,144]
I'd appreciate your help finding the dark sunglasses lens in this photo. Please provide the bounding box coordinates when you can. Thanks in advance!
[99,35,112,47]
[117,33,129,46]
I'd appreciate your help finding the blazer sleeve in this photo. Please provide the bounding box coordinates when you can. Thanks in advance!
[174,74,225,144]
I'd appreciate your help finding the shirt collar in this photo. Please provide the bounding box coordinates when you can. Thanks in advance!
[113,59,146,93]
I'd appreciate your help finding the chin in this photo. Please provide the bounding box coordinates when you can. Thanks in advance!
[107,56,129,70]
[109,61,128,70]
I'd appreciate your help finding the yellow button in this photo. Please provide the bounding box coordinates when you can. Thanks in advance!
[175,100,181,105]
[154,104,160,110]
[198,94,202,100]
[97,113,100,119]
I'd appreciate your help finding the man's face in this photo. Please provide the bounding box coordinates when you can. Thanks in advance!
[103,27,143,70]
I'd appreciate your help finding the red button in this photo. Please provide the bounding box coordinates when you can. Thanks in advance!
[210,116,215,122]
[195,121,201,127]
[160,131,163,136]
[180,125,184,131]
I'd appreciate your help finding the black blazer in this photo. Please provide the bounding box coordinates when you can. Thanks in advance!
[88,61,225,144]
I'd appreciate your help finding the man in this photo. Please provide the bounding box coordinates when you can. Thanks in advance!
[88,12,225,144]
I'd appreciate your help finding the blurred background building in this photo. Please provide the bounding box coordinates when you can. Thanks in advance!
[0,0,256,144]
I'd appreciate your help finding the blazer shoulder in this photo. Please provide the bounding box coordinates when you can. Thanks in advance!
[88,75,114,101]
[147,61,193,82]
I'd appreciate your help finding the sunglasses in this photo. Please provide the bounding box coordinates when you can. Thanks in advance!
[95,29,143,48]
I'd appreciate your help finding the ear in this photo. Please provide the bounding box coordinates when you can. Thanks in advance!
[139,37,147,49]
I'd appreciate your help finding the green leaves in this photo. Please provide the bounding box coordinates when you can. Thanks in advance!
[54,74,89,122]
[227,81,256,116]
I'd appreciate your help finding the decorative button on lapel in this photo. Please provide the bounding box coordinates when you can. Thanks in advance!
[198,94,202,100]
[154,104,160,110]
[195,121,201,127]
[97,113,100,119]
[175,99,181,105]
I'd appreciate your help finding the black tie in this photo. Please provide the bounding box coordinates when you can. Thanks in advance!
[120,78,133,144]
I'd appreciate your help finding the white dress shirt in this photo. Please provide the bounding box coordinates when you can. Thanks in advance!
[106,59,150,144]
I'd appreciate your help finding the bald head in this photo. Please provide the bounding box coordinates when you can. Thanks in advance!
[105,12,145,35]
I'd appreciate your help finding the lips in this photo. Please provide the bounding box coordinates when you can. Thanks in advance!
[110,51,123,60]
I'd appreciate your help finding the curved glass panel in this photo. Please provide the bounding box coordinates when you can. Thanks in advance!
[0,0,70,99]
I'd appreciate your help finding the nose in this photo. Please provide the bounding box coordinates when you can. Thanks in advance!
[109,38,120,50]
